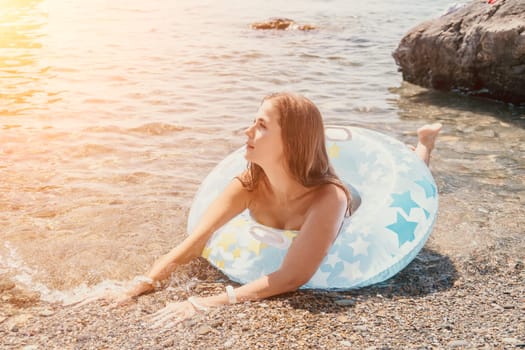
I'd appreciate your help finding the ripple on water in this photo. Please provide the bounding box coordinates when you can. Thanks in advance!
[127,122,185,136]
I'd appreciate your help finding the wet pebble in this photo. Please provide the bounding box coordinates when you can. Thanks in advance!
[335,299,355,307]
[336,315,350,323]
[448,339,469,348]
[0,280,16,292]
[196,325,213,335]
[354,325,368,332]
[502,337,523,345]
[223,338,235,348]
[38,309,55,317]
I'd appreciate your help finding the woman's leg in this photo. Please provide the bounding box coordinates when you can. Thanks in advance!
[414,123,442,166]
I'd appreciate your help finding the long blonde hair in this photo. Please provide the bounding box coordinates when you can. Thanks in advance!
[238,92,351,215]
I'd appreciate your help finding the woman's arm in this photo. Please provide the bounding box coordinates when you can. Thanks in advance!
[126,177,251,298]
[190,183,347,307]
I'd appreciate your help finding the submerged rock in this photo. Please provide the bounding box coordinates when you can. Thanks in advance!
[251,18,316,31]
[393,0,525,105]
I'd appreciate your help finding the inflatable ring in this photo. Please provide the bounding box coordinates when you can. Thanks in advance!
[187,126,438,290]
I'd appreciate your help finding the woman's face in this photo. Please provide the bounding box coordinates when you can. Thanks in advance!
[244,99,285,167]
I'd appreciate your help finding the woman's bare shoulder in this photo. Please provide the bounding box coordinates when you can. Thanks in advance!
[302,183,347,221]
[315,183,347,204]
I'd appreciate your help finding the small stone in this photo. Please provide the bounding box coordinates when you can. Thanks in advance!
[0,281,16,292]
[492,303,504,311]
[223,339,235,348]
[502,338,522,345]
[38,309,55,317]
[335,299,355,307]
[76,334,92,342]
[477,207,489,214]
[439,323,454,330]
[22,346,39,350]
[336,315,350,323]
[354,325,367,332]
[196,325,213,335]
[448,340,469,348]
[209,319,223,328]
[162,339,175,348]
[479,129,496,138]
[340,340,352,347]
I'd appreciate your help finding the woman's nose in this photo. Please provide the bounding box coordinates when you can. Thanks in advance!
[244,124,255,137]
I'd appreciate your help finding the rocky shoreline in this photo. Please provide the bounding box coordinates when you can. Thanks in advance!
[1,246,524,349]
[393,0,525,105]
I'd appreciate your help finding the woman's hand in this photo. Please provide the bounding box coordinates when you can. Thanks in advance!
[148,300,202,329]
[64,288,136,309]
[64,276,155,309]
[146,297,208,329]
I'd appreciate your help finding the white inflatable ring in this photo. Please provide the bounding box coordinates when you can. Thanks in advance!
[187,126,438,290]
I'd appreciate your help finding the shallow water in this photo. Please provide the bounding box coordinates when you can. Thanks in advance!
[1,0,524,301]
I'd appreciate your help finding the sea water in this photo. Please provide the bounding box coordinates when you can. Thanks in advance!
[1,0,523,302]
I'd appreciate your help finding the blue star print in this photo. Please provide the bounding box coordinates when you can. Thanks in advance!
[320,261,346,285]
[390,191,420,216]
[386,213,418,247]
[415,179,437,198]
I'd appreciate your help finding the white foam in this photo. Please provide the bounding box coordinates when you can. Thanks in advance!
[0,241,130,304]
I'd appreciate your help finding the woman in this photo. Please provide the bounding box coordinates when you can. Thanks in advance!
[80,92,442,327]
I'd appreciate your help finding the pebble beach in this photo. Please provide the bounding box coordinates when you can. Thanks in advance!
[1,243,524,349]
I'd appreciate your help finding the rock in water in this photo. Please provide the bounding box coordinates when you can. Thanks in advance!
[251,18,317,31]
[393,0,525,105]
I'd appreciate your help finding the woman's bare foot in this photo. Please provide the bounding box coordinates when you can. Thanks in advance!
[414,123,442,166]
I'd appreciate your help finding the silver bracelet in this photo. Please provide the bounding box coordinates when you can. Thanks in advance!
[188,297,209,312]
[226,285,237,304]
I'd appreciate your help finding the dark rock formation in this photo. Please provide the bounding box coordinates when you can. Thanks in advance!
[251,18,316,31]
[393,0,525,105]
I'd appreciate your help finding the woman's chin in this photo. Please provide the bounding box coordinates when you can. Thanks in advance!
[244,149,254,161]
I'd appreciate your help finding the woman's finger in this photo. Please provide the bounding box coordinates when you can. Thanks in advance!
[109,294,134,309]
[149,304,174,321]
[68,293,105,309]
[150,309,178,328]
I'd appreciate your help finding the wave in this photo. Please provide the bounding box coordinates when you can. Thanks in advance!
[128,122,185,136]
